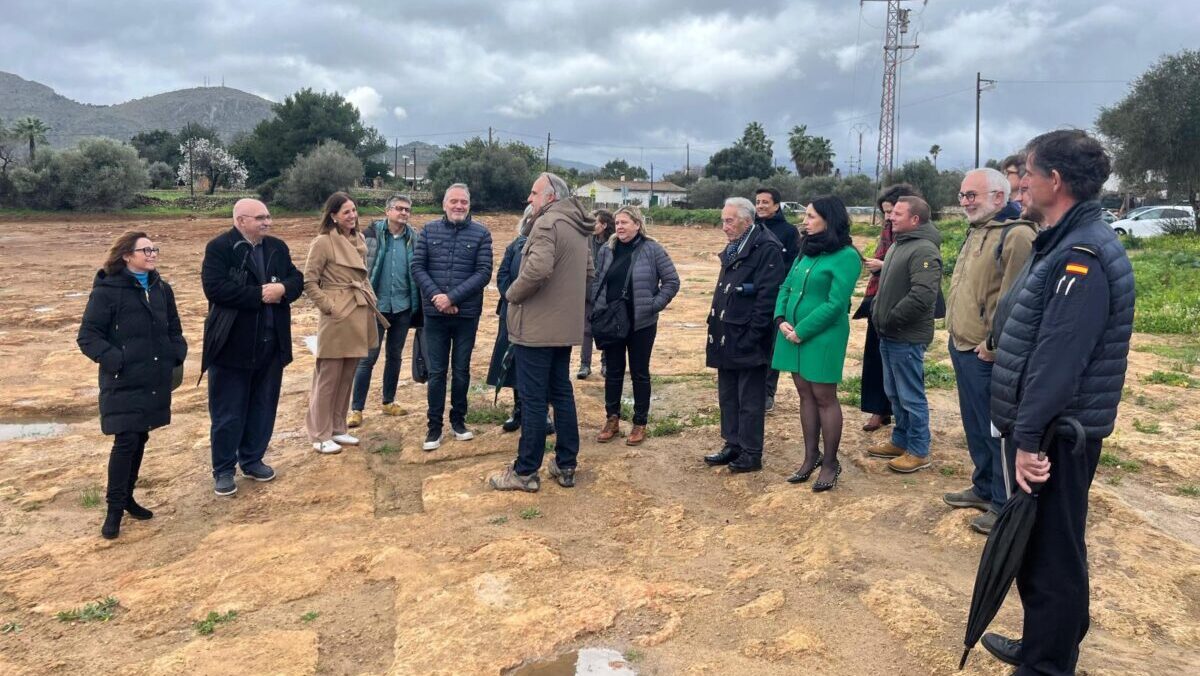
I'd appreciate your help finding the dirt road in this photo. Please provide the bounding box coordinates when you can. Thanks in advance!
[0,213,1196,675]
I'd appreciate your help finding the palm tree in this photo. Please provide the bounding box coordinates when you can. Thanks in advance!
[13,117,50,162]
[929,144,941,170]
[788,125,836,176]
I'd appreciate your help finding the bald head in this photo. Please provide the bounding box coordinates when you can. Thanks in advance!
[233,198,272,244]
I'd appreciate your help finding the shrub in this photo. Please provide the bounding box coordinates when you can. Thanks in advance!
[147,161,177,189]
[2,138,148,210]
[255,176,283,203]
[275,141,364,209]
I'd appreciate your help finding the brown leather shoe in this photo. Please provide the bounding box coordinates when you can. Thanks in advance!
[626,424,646,446]
[596,415,622,443]
[867,441,906,459]
[888,452,932,473]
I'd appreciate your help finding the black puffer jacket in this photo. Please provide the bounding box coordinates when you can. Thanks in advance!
[411,216,493,318]
[706,225,786,370]
[758,208,800,267]
[77,270,187,435]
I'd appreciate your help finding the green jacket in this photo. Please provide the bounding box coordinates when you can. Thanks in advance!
[871,221,942,345]
[364,219,420,314]
[771,246,863,383]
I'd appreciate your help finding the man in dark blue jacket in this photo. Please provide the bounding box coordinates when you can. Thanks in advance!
[200,198,304,497]
[754,187,798,413]
[411,183,493,451]
[982,130,1134,675]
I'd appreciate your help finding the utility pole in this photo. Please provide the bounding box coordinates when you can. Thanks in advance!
[685,143,690,178]
[864,0,919,182]
[975,72,997,168]
[187,139,195,198]
[850,123,870,176]
[488,126,494,146]
[544,132,551,171]
[650,162,655,207]
[411,149,417,190]
[393,138,399,180]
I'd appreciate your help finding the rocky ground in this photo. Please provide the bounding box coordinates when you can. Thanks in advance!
[0,212,1196,675]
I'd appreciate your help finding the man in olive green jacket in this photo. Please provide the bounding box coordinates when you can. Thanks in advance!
[943,168,1037,532]
[869,196,942,473]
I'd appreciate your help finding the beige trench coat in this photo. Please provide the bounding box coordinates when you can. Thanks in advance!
[303,230,387,359]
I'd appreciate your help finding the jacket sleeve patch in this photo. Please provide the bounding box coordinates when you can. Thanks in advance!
[1065,263,1089,276]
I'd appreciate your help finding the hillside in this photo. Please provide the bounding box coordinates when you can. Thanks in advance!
[0,72,275,147]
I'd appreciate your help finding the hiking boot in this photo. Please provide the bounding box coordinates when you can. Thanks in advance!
[451,421,475,441]
[547,458,576,488]
[888,452,932,473]
[596,415,622,443]
[943,487,990,511]
[729,453,763,473]
[241,461,276,482]
[867,441,906,459]
[577,364,591,380]
[981,632,1022,667]
[347,410,363,428]
[101,507,122,539]
[423,429,443,452]
[381,402,405,416]
[626,424,646,446]
[971,509,999,535]
[488,467,540,493]
[125,497,154,520]
[704,444,741,466]
[332,433,359,446]
[213,473,238,496]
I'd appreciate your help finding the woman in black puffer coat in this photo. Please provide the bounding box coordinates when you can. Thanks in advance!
[77,231,187,540]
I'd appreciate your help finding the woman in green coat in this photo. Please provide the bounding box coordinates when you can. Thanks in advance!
[772,195,862,491]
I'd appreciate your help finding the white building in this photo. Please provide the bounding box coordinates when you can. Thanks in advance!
[576,179,689,207]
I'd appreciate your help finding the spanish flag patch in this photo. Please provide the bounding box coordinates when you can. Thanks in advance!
[1065,263,1089,276]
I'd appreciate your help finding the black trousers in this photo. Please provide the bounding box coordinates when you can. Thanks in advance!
[717,365,767,455]
[208,340,284,478]
[603,323,657,425]
[860,311,893,417]
[1015,436,1102,676]
[107,431,149,508]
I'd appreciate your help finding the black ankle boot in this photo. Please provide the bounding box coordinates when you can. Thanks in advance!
[101,508,123,539]
[502,409,521,433]
[125,497,153,520]
[728,453,763,473]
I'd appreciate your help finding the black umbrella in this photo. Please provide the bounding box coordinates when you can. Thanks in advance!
[493,345,515,405]
[958,416,1086,670]
[197,242,252,385]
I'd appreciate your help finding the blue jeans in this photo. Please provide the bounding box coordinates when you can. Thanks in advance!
[879,338,930,458]
[351,310,413,411]
[949,339,1011,511]
[513,345,579,475]
[422,315,479,429]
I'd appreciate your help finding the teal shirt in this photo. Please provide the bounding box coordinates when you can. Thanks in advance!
[130,270,150,290]
[377,230,412,314]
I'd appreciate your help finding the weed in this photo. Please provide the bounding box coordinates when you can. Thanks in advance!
[194,610,238,635]
[838,376,863,407]
[924,361,956,390]
[1142,371,1199,388]
[373,444,401,455]
[1,622,20,634]
[1099,451,1142,473]
[488,516,509,525]
[686,410,722,427]
[80,486,102,509]
[300,611,320,623]
[1121,386,1135,400]
[624,648,644,663]
[939,466,957,477]
[465,406,510,425]
[56,597,119,623]
[1106,475,1123,486]
[901,478,917,487]
[650,372,710,385]
[544,439,555,454]
[1132,418,1161,435]
[648,416,684,437]
[519,507,542,520]
[620,399,635,421]
[1177,484,1200,497]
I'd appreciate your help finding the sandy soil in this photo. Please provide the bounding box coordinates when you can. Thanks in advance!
[0,213,1196,675]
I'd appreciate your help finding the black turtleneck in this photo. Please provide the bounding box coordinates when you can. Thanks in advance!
[605,234,642,303]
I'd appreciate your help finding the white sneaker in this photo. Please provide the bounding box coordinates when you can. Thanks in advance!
[451,422,474,441]
[313,440,343,454]
[331,433,359,446]
[422,429,443,451]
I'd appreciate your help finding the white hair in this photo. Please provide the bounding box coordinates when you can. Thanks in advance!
[445,183,471,200]
[966,168,1011,202]
[724,197,755,223]
[540,172,571,200]
[517,204,535,236]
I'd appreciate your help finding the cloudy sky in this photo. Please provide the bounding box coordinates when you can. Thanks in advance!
[3,0,1197,175]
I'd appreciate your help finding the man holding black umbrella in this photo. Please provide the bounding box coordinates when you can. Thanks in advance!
[201,199,304,497]
[984,130,1134,674]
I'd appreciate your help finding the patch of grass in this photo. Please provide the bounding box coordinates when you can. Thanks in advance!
[1122,386,1135,400]
[373,444,401,455]
[1099,451,1142,473]
[939,466,957,477]
[80,486,102,509]
[194,610,238,635]
[465,406,511,425]
[1133,340,1200,364]
[1132,418,1161,435]
[839,375,863,407]
[648,416,684,438]
[300,611,320,623]
[56,597,118,623]
[925,361,956,390]
[686,409,722,427]
[544,439,555,454]
[1141,370,1200,388]
[1,622,21,634]
[519,507,542,520]
[1177,484,1200,497]
[624,648,644,663]
[1106,474,1124,486]
[488,515,509,525]
[1126,236,1200,334]
[650,372,711,385]
[620,400,635,421]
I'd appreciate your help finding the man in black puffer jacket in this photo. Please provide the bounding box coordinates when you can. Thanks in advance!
[411,183,494,451]
[754,187,799,412]
[982,130,1134,675]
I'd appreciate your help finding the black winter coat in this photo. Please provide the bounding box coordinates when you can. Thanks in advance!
[706,225,786,370]
[411,216,494,319]
[758,209,800,267]
[200,228,304,370]
[77,270,187,435]
[486,235,526,388]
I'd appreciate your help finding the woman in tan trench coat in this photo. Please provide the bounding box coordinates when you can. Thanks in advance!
[303,192,387,453]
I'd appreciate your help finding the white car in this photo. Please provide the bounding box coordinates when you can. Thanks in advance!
[1110,205,1195,237]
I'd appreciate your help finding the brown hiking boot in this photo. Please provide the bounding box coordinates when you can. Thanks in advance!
[596,415,622,443]
[488,467,540,493]
[888,452,932,473]
[867,441,906,459]
[626,424,646,446]
[347,410,363,428]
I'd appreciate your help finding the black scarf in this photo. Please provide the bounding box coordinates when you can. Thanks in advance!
[800,229,844,257]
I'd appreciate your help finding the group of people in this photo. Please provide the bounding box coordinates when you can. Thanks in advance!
[77,129,1130,675]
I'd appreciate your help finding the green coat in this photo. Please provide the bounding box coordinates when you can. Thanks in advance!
[771,246,862,383]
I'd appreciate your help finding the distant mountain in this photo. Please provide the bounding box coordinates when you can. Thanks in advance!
[0,72,275,147]
[551,158,602,173]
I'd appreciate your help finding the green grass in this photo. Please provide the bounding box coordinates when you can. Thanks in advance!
[939,466,957,477]
[839,375,863,407]
[1177,484,1200,497]
[624,648,644,663]
[925,360,956,389]
[648,416,685,437]
[650,372,711,385]
[373,443,401,455]
[80,486,102,509]
[1132,418,1161,435]
[56,597,118,623]
[488,515,509,525]
[1099,451,1142,472]
[1126,235,1200,334]
[300,611,320,623]
[1,622,21,634]
[519,507,542,520]
[194,610,238,635]
[464,406,511,425]
[1107,474,1124,486]
[1141,370,1200,388]
[1133,340,1200,365]
[645,207,721,226]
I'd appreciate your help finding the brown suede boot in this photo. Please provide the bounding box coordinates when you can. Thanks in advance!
[596,415,622,443]
[626,424,646,446]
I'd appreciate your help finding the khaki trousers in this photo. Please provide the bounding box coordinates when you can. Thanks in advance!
[306,357,358,442]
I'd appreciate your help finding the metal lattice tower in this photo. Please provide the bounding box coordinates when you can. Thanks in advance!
[865,1,919,181]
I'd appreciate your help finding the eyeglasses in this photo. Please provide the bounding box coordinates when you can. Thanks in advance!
[388,206,412,212]
[957,190,1003,203]
[132,247,160,256]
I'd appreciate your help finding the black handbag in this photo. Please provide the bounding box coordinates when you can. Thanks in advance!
[590,245,639,350]
[411,328,429,384]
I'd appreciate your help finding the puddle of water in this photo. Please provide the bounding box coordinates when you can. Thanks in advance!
[0,422,71,442]
[511,648,636,676]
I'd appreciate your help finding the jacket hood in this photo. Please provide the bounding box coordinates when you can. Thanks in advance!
[93,268,161,288]
[896,221,942,247]
[539,197,595,236]
[757,207,790,227]
[978,216,1038,231]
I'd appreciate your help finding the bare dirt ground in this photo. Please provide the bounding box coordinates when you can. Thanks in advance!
[0,213,1196,675]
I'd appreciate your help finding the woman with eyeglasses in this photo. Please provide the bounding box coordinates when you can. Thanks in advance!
[77,231,187,539]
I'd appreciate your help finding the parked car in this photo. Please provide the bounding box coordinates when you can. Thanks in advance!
[1100,210,1118,224]
[1110,205,1195,237]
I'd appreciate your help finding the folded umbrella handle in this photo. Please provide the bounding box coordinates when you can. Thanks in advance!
[1038,416,1086,461]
